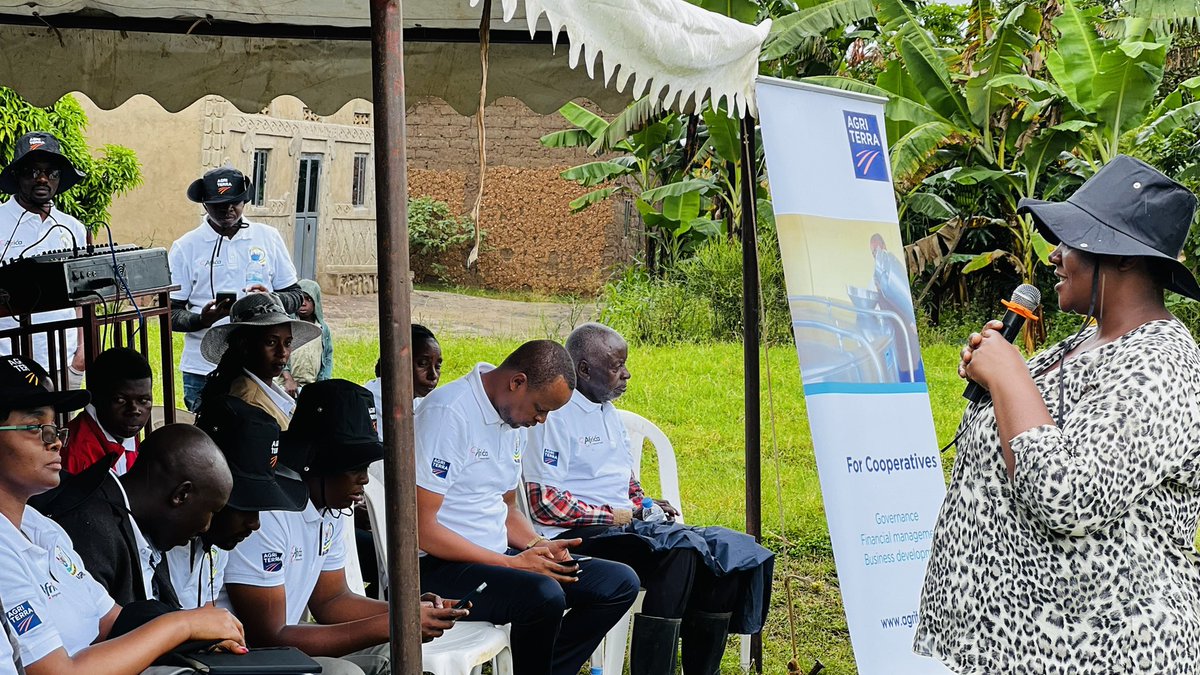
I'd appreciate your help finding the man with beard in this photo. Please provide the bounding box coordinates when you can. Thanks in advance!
[415,339,640,675]
[523,323,774,675]
[168,395,308,609]
[169,166,304,412]
[0,132,89,386]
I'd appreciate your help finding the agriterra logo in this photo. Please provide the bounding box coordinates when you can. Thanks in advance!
[6,601,41,635]
[843,111,889,182]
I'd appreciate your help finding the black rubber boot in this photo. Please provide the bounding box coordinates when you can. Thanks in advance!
[630,614,681,675]
[680,611,732,675]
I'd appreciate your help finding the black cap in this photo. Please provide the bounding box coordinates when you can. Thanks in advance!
[0,132,85,195]
[186,166,252,205]
[196,396,307,512]
[0,355,89,413]
[282,379,383,476]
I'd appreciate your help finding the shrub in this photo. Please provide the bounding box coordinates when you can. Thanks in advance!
[407,196,477,281]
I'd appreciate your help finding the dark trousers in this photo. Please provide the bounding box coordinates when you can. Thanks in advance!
[562,525,742,619]
[419,551,639,675]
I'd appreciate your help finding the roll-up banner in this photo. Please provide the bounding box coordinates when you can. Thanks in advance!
[755,77,950,674]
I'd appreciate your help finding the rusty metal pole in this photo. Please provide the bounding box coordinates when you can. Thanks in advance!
[740,112,764,673]
[369,1,422,671]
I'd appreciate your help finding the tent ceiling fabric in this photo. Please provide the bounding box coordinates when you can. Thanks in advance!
[0,23,631,115]
[0,0,768,116]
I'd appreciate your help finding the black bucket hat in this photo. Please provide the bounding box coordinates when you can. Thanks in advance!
[282,379,383,476]
[186,166,253,205]
[1018,155,1200,300]
[0,132,85,195]
[0,355,89,413]
[195,395,308,512]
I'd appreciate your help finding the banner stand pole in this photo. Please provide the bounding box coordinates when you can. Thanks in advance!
[740,111,764,674]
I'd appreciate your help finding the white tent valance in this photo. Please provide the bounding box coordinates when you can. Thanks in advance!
[0,0,769,116]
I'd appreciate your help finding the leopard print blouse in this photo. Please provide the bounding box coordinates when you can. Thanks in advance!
[914,319,1200,674]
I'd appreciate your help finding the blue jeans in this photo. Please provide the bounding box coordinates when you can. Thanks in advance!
[183,371,207,413]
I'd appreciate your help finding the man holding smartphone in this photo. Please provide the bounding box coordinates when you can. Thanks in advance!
[169,166,305,412]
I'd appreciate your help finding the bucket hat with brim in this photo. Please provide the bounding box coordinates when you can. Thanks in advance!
[0,132,86,195]
[200,292,322,365]
[186,166,252,205]
[1017,154,1200,300]
[281,379,384,476]
[196,395,308,512]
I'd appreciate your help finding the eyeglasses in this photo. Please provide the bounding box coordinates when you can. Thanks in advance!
[0,424,69,445]
[18,167,60,180]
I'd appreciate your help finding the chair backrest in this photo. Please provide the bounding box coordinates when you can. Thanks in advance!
[618,409,683,523]
[341,510,367,596]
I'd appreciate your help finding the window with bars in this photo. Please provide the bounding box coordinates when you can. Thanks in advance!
[250,149,269,206]
[352,153,370,207]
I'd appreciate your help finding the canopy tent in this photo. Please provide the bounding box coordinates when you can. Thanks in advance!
[0,1,773,671]
[0,0,768,116]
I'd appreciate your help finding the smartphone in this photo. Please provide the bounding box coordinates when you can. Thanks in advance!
[453,582,487,610]
[215,291,237,306]
[571,556,593,564]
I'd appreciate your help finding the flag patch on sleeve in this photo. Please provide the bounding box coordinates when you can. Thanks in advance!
[543,448,559,466]
[431,457,450,479]
[6,601,41,635]
[262,551,284,572]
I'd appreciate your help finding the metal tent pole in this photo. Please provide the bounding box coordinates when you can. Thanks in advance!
[369,1,422,672]
[739,112,763,672]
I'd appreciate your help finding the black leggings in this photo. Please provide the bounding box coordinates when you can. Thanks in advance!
[562,525,742,619]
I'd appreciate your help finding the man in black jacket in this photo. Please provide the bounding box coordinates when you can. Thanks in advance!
[35,424,232,607]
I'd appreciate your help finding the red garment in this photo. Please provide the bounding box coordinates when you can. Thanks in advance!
[62,410,138,475]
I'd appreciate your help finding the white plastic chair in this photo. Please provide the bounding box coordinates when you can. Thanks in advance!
[591,410,752,675]
[362,463,514,675]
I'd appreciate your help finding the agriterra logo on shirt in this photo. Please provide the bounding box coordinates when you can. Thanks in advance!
[262,551,284,572]
[6,601,41,635]
[543,448,560,466]
[431,457,450,479]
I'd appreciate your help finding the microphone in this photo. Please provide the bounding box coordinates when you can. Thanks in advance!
[963,284,1041,404]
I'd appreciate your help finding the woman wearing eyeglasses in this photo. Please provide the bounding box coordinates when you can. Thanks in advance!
[0,354,247,675]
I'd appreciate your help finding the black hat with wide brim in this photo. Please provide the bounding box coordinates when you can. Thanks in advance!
[196,395,308,512]
[186,166,253,205]
[0,132,86,195]
[1018,155,1200,300]
[282,379,384,476]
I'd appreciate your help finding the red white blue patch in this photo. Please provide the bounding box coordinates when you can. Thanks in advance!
[543,448,559,466]
[843,111,889,182]
[6,601,41,635]
[262,551,284,572]
[431,457,450,479]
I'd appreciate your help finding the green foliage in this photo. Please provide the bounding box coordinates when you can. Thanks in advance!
[407,196,477,282]
[0,89,142,231]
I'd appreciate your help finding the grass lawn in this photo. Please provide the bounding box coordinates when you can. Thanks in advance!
[146,327,968,674]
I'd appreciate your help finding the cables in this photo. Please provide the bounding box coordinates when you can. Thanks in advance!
[100,222,144,336]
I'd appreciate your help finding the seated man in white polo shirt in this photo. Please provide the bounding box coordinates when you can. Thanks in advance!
[415,340,641,675]
[524,323,775,675]
[224,380,464,675]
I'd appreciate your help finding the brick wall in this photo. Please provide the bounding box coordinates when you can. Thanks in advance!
[403,97,637,295]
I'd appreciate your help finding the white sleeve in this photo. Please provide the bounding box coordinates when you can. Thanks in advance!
[267,228,299,289]
[0,549,65,666]
[168,238,193,303]
[222,513,288,588]
[414,404,469,495]
[320,518,346,573]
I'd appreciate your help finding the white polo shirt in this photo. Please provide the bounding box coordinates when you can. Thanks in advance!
[415,363,525,554]
[525,390,637,538]
[166,540,228,609]
[168,219,298,376]
[0,198,86,370]
[0,506,115,666]
[364,377,425,442]
[221,502,345,626]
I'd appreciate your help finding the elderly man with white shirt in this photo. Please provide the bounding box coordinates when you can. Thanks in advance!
[169,167,306,413]
[0,132,89,388]
[523,323,774,675]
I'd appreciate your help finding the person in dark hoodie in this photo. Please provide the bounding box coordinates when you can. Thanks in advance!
[280,278,333,397]
[36,425,233,607]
